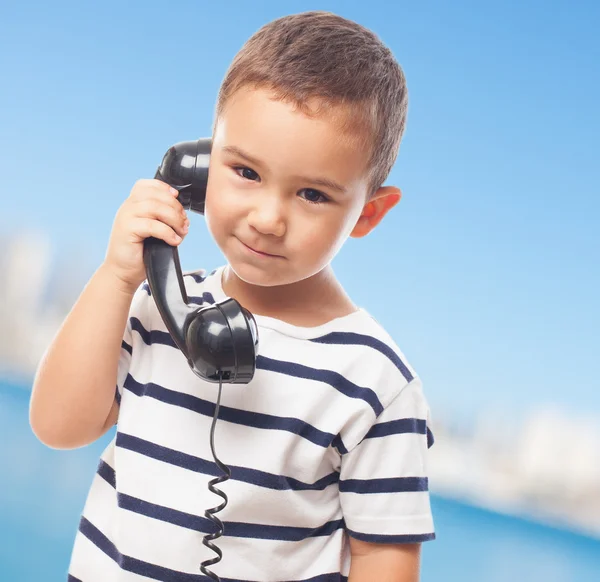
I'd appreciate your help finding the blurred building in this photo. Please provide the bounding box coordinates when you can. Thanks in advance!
[0,230,78,382]
[429,406,600,538]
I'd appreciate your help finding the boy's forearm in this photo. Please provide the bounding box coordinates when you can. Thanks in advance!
[349,557,420,582]
[29,263,136,449]
[348,542,421,582]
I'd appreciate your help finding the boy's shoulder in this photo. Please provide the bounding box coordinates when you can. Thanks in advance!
[343,307,420,391]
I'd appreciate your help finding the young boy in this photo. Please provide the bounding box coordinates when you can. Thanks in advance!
[30,10,435,582]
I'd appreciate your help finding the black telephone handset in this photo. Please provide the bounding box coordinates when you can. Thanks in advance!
[142,138,258,383]
[142,139,258,580]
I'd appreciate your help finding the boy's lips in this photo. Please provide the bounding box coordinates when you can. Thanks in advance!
[237,237,283,258]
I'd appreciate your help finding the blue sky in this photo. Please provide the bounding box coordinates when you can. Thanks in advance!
[1,0,598,424]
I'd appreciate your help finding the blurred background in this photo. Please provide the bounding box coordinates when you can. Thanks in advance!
[1,0,599,580]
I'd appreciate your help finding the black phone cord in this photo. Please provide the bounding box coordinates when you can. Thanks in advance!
[200,373,231,581]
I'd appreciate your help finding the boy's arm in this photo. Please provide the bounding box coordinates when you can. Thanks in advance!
[29,264,136,449]
[348,539,421,582]
[30,178,189,450]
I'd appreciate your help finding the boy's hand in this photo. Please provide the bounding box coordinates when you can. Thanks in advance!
[102,179,190,295]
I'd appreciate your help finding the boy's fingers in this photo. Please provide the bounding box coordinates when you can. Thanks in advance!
[130,179,179,200]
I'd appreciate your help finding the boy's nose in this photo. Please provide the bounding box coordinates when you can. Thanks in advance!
[246,195,287,237]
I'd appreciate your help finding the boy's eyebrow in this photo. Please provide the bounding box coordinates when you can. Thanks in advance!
[221,145,348,194]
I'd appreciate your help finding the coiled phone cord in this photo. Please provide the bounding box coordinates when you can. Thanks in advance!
[200,372,231,582]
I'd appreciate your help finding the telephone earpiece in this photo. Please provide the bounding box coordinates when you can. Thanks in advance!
[142,138,259,383]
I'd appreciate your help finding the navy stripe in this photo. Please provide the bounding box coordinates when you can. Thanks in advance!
[123,373,336,449]
[114,384,121,406]
[363,417,435,450]
[331,434,348,455]
[311,332,414,383]
[334,419,434,457]
[257,356,383,416]
[130,318,175,346]
[347,527,435,544]
[365,418,426,439]
[339,476,429,494]
[121,340,132,355]
[117,492,217,535]
[67,576,83,582]
[118,490,345,542]
[80,516,347,581]
[98,459,116,488]
[223,517,345,542]
[427,427,435,448]
[116,432,339,491]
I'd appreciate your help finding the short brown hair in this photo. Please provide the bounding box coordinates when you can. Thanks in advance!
[213,11,408,199]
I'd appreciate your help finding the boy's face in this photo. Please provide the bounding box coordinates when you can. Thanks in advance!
[205,86,397,288]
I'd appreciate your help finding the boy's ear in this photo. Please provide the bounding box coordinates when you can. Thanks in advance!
[350,186,402,238]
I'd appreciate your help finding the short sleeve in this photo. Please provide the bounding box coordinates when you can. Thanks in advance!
[339,376,436,543]
[114,281,149,406]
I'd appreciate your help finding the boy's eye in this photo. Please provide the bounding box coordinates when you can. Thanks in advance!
[233,166,260,181]
[299,189,329,205]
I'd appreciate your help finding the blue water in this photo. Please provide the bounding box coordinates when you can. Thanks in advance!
[2,380,599,581]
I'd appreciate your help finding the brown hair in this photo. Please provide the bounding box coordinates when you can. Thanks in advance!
[213,11,408,199]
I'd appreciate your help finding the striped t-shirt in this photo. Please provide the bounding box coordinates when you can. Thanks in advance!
[68,264,436,582]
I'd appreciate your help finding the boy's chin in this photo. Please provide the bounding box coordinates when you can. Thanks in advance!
[225,259,289,288]
[225,259,330,292]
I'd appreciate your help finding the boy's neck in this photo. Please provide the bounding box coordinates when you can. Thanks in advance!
[221,264,358,326]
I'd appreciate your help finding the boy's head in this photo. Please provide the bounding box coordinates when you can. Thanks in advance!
[205,11,407,288]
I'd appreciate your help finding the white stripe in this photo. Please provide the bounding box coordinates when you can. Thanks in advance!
[342,432,430,479]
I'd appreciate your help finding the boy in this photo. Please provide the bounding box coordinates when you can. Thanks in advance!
[30,10,435,582]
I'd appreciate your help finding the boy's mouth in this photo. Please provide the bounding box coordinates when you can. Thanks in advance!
[238,237,283,259]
